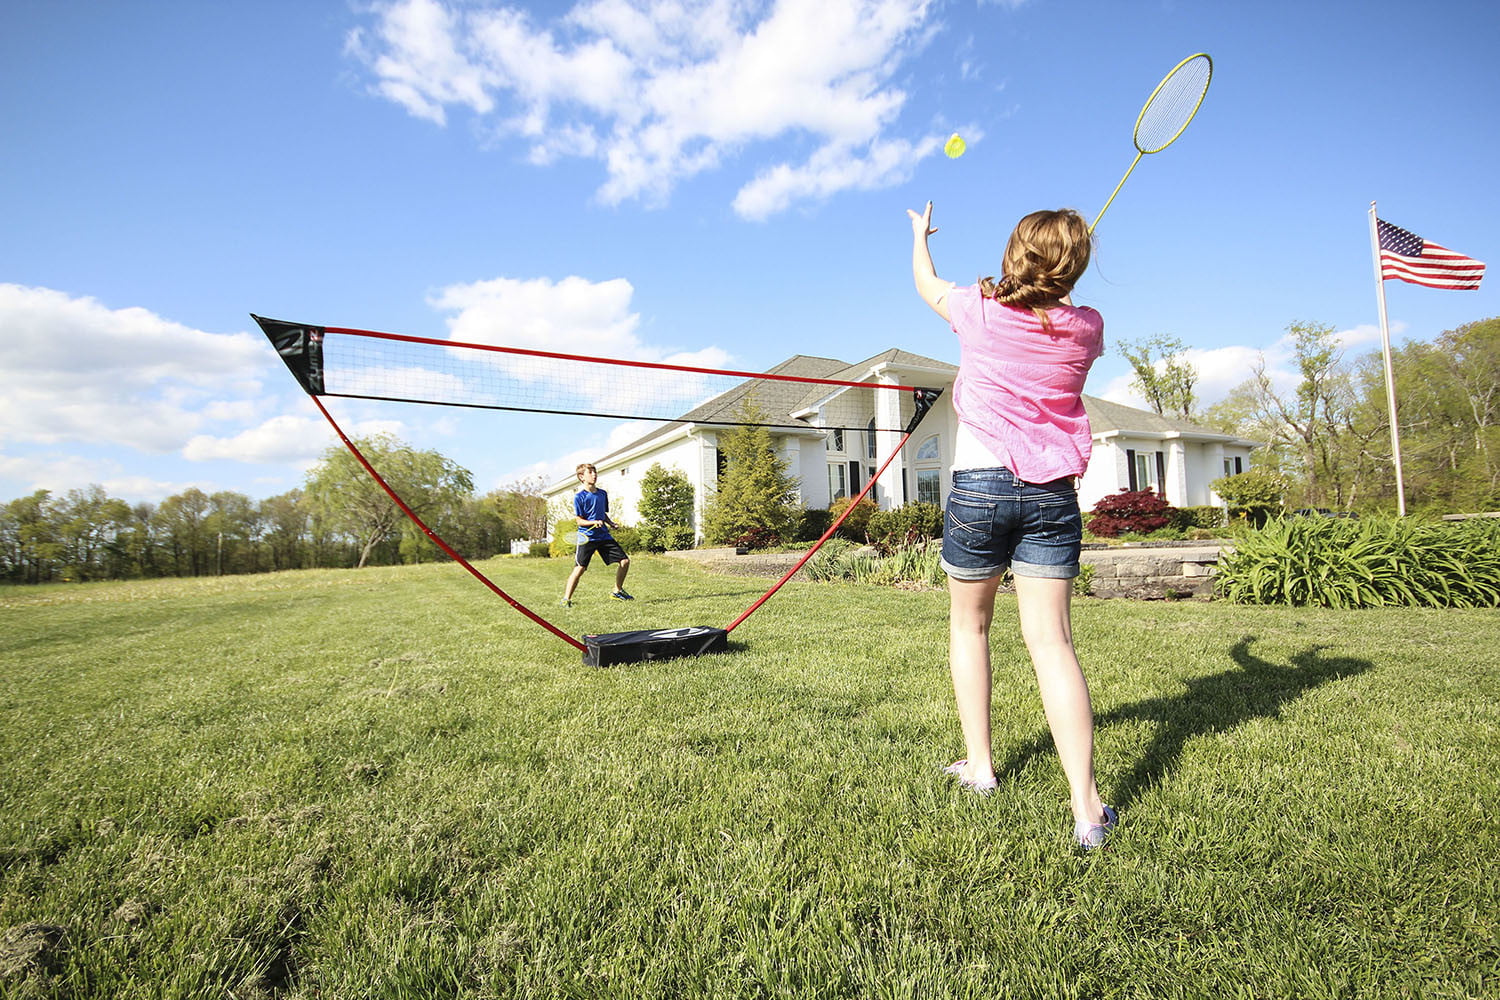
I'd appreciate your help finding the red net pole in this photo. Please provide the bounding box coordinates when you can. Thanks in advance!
[310,396,587,652]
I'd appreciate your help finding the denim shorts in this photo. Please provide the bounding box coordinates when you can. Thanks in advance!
[940,468,1083,580]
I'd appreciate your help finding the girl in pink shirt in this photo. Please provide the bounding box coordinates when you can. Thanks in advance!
[906,201,1115,850]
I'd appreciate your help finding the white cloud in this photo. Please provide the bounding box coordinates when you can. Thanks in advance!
[0,284,269,453]
[349,0,946,215]
[345,0,496,124]
[426,273,732,413]
[0,453,201,503]
[493,417,659,492]
[182,415,407,464]
[734,133,943,220]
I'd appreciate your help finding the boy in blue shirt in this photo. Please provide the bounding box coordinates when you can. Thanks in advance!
[561,463,633,606]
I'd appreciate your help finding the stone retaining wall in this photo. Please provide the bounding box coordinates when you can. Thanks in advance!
[1080,544,1229,599]
[664,542,1232,598]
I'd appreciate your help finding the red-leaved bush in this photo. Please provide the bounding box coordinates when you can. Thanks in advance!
[1087,489,1176,538]
[732,526,783,550]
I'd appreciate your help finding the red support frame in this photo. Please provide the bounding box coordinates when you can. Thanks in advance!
[260,315,940,658]
[310,395,587,652]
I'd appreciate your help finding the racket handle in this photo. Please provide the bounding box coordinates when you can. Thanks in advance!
[1090,151,1144,234]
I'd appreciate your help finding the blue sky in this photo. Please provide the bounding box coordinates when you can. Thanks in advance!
[3,0,1496,505]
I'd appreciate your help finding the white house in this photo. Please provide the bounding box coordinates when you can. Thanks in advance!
[545,349,1257,538]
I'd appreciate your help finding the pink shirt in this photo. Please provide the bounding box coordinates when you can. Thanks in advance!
[947,284,1105,483]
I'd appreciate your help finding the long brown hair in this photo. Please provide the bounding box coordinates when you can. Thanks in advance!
[979,209,1092,328]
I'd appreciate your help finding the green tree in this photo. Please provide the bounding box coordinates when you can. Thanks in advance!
[153,488,212,576]
[304,434,474,568]
[1,491,61,583]
[637,463,695,550]
[204,490,258,575]
[700,402,799,546]
[55,485,133,581]
[490,476,551,541]
[258,491,309,571]
[1386,317,1500,511]
[120,501,161,578]
[1207,322,1363,510]
[1119,335,1198,420]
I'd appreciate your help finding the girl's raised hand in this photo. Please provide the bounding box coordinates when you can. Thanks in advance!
[907,201,937,239]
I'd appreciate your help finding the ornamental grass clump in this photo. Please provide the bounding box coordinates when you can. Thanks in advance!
[1215,516,1500,608]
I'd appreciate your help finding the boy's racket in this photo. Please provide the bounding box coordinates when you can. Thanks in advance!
[1090,52,1213,234]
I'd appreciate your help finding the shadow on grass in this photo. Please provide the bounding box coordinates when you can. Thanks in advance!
[994,635,1373,812]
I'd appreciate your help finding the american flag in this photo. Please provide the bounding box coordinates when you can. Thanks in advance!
[1377,218,1485,290]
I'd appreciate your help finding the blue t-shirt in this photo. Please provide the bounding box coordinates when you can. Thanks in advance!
[574,487,612,542]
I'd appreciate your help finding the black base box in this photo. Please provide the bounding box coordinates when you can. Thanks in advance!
[582,626,729,666]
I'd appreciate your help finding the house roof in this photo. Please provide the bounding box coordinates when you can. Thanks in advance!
[568,350,1253,485]
[1082,395,1255,443]
[589,355,851,468]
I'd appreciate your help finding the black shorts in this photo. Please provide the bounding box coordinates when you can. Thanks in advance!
[575,538,629,568]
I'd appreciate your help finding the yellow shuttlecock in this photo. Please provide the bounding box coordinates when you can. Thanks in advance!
[944,133,966,158]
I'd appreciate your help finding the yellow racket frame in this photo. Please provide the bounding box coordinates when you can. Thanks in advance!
[1090,53,1213,234]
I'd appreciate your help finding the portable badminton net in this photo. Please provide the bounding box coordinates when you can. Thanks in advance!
[254,315,941,665]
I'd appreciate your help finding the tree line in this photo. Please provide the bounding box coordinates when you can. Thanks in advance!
[1121,316,1500,514]
[0,434,552,585]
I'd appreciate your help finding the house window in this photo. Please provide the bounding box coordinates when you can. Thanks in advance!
[1128,449,1161,492]
[829,428,844,453]
[1223,456,1244,476]
[917,469,941,505]
[915,434,942,505]
[866,418,877,459]
[828,463,848,500]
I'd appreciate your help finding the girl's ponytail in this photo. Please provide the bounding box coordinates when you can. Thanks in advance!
[980,209,1092,329]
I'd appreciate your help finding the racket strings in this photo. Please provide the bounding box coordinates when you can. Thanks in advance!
[1134,55,1212,153]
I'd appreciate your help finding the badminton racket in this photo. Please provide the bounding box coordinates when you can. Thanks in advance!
[1090,52,1213,234]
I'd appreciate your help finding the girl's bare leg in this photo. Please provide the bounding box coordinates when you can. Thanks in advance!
[947,575,1003,783]
[1012,575,1106,826]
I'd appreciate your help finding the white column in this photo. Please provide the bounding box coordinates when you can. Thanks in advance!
[874,376,904,509]
[1168,441,1188,505]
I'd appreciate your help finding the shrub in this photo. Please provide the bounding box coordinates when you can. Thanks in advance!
[804,539,945,588]
[828,496,878,541]
[867,502,943,553]
[610,525,642,553]
[549,517,578,558]
[638,523,695,552]
[1087,489,1176,538]
[637,464,694,551]
[528,541,550,558]
[804,538,860,581]
[1174,505,1225,531]
[1212,468,1288,527]
[794,507,834,542]
[700,403,799,544]
[1216,516,1500,608]
[733,526,783,550]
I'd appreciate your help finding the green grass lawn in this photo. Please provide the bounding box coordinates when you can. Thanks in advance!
[1,556,1496,998]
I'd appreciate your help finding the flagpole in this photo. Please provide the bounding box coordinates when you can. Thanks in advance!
[1368,201,1407,516]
